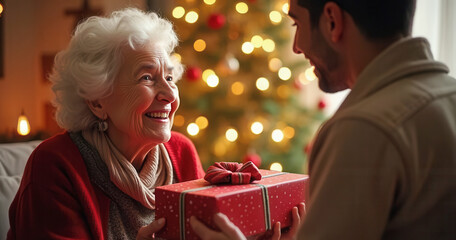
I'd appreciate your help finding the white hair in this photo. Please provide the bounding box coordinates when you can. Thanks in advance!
[50,8,183,131]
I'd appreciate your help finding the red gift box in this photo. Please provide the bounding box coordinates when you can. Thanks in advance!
[155,169,308,240]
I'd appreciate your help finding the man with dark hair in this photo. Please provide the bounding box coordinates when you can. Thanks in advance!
[192,0,456,239]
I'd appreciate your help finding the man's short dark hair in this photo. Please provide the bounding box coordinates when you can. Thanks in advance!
[297,0,416,40]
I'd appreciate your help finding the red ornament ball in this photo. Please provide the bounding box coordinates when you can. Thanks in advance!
[318,99,326,110]
[242,153,262,167]
[186,66,202,82]
[208,13,226,30]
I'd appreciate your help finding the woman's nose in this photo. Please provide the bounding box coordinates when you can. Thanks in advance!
[156,80,177,103]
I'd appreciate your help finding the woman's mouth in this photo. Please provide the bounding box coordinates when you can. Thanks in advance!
[145,112,169,119]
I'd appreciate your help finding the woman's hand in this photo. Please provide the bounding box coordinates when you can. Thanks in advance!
[190,213,247,240]
[270,202,306,240]
[136,218,166,240]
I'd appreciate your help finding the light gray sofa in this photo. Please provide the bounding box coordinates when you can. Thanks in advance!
[0,140,42,240]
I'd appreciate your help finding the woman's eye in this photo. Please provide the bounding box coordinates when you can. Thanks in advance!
[141,75,152,81]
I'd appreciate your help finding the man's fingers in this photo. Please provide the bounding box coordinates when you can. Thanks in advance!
[299,202,306,218]
[190,216,214,238]
[271,222,281,240]
[136,218,165,240]
[213,213,246,240]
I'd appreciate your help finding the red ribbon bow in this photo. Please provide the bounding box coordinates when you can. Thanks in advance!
[204,161,262,184]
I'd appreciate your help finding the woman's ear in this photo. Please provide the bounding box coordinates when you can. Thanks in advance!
[86,100,106,119]
[322,2,344,43]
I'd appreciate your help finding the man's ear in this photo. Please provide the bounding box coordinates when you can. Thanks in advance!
[322,2,344,43]
[86,100,106,119]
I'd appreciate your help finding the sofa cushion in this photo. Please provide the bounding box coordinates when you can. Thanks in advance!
[0,140,41,239]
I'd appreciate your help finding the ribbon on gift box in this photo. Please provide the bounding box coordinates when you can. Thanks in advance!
[177,162,286,240]
[204,161,262,184]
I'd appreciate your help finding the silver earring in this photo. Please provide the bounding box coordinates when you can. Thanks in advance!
[97,119,108,132]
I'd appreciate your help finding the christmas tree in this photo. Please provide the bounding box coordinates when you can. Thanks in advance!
[165,0,326,173]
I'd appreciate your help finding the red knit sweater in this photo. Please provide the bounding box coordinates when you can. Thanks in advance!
[7,131,205,240]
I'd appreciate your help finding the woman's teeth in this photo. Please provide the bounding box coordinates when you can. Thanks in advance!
[146,112,169,119]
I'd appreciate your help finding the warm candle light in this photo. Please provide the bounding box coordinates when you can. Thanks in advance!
[17,111,31,136]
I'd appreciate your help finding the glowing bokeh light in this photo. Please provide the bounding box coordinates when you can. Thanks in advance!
[173,115,185,127]
[172,6,185,19]
[202,69,216,82]
[241,42,254,54]
[193,39,206,52]
[269,11,282,24]
[251,35,264,48]
[284,126,295,138]
[251,122,264,135]
[277,85,290,98]
[171,53,182,63]
[272,129,284,142]
[187,123,200,136]
[185,11,199,23]
[256,77,270,91]
[231,81,245,95]
[204,0,216,5]
[226,128,239,142]
[207,74,220,87]
[235,2,249,14]
[305,66,317,81]
[262,39,275,52]
[195,116,209,129]
[270,162,283,172]
[278,67,292,80]
[282,3,289,14]
[268,58,282,72]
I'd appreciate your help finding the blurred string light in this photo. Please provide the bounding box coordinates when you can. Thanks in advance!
[282,3,289,14]
[270,162,283,172]
[271,129,284,142]
[256,77,270,91]
[202,69,215,82]
[214,138,227,157]
[187,123,200,136]
[204,0,216,5]
[305,66,317,81]
[207,74,219,87]
[173,115,185,127]
[194,39,206,52]
[251,35,263,48]
[250,121,264,135]
[269,11,282,24]
[195,116,209,129]
[277,85,290,99]
[241,42,254,54]
[231,81,245,95]
[278,67,291,80]
[284,126,295,138]
[269,58,282,72]
[172,6,185,19]
[185,11,199,23]
[226,128,239,142]
[171,53,182,63]
[235,2,248,14]
[262,39,275,52]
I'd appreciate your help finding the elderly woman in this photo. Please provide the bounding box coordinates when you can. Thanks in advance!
[7,8,204,239]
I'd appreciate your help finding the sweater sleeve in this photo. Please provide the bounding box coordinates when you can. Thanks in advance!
[165,131,205,182]
[7,134,105,240]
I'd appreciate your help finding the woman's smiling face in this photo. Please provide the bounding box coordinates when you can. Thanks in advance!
[99,43,180,148]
